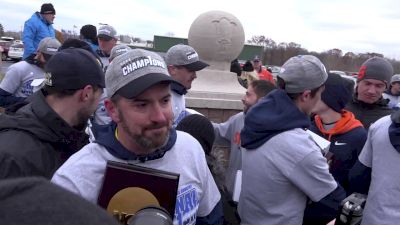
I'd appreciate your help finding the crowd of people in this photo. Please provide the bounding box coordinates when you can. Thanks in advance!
[0,3,399,225]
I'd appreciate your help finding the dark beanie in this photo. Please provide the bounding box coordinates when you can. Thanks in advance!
[357,56,393,87]
[40,3,56,14]
[322,73,352,113]
[80,25,97,40]
[176,114,215,155]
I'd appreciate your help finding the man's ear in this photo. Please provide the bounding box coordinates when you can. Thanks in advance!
[104,98,121,123]
[79,85,94,102]
[167,65,176,75]
[299,90,312,102]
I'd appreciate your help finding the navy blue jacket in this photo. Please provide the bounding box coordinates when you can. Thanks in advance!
[310,115,367,192]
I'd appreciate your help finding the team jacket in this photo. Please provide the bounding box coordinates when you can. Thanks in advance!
[311,110,367,192]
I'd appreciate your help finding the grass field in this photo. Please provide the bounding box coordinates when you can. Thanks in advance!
[0,72,4,81]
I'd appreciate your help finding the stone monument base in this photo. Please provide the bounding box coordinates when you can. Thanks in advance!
[186,69,244,122]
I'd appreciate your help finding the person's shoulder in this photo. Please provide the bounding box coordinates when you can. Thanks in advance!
[370,115,392,131]
[175,131,204,153]
[0,127,51,171]
[346,126,367,138]
[9,61,34,70]
[67,143,106,164]
[233,111,244,119]
[176,130,200,143]
[267,128,319,153]
[291,129,322,151]
[25,12,40,23]
[0,125,43,149]
[222,111,244,124]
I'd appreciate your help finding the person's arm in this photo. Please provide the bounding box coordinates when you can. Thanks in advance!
[196,200,223,225]
[212,113,241,146]
[0,131,48,178]
[348,127,373,195]
[288,150,345,225]
[0,88,26,107]
[0,154,27,178]
[303,185,346,225]
[0,63,27,107]
[348,160,371,195]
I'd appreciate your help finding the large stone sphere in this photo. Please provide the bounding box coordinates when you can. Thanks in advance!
[188,11,245,64]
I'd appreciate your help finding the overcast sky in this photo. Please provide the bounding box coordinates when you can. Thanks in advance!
[1,0,400,59]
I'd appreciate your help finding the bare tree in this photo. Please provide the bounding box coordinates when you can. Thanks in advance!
[246,34,400,73]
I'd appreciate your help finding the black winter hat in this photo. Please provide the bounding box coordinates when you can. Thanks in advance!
[176,114,215,156]
[44,48,105,90]
[40,3,56,14]
[242,60,254,72]
[322,73,352,113]
[357,56,393,87]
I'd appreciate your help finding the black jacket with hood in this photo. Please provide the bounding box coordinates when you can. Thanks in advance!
[346,94,393,129]
[0,91,89,179]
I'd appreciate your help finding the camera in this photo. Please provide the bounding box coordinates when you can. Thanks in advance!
[334,193,367,225]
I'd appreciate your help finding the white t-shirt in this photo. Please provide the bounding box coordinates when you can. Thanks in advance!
[171,91,187,126]
[238,128,337,225]
[359,116,400,225]
[52,131,220,225]
[0,61,43,97]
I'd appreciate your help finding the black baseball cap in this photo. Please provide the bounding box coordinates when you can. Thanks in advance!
[44,48,105,90]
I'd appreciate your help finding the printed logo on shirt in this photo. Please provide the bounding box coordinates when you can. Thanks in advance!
[233,131,241,145]
[174,184,199,225]
[20,80,34,96]
[334,141,347,146]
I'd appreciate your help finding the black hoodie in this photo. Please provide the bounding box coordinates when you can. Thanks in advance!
[0,91,88,179]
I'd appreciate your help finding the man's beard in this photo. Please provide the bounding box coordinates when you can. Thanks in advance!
[119,110,171,152]
[74,107,94,130]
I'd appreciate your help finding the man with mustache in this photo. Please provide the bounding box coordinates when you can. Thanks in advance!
[346,57,394,129]
[52,49,223,225]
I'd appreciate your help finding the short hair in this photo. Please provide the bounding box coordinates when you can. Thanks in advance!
[277,77,323,99]
[249,80,276,98]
